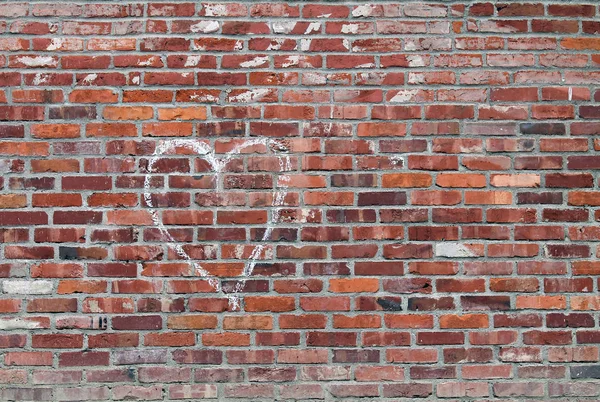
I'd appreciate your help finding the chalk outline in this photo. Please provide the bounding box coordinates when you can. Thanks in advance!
[143,138,291,310]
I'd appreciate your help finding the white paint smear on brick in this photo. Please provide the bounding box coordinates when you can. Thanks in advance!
[281,55,299,68]
[202,4,227,17]
[266,39,288,51]
[408,73,425,84]
[273,21,295,34]
[16,56,56,67]
[32,73,49,86]
[304,22,321,34]
[390,89,418,103]
[138,59,155,67]
[341,24,360,34]
[240,56,269,68]
[389,155,404,166]
[352,4,374,17]
[435,243,478,258]
[3,280,53,294]
[46,38,63,51]
[300,39,311,52]
[229,88,271,103]
[0,318,42,330]
[81,73,97,85]
[408,55,427,67]
[189,93,219,103]
[184,55,202,67]
[404,41,418,51]
[190,21,219,33]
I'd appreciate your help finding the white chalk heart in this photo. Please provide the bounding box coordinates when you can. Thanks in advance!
[143,138,291,310]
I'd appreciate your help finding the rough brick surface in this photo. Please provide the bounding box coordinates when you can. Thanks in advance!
[0,1,599,400]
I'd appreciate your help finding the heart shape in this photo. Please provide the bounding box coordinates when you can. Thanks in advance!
[143,138,291,310]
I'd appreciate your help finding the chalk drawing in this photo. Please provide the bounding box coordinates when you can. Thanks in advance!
[143,138,291,310]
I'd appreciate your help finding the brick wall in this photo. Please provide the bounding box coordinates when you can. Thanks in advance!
[1,1,600,400]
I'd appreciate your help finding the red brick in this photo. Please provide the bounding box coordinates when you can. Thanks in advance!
[5,352,53,366]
